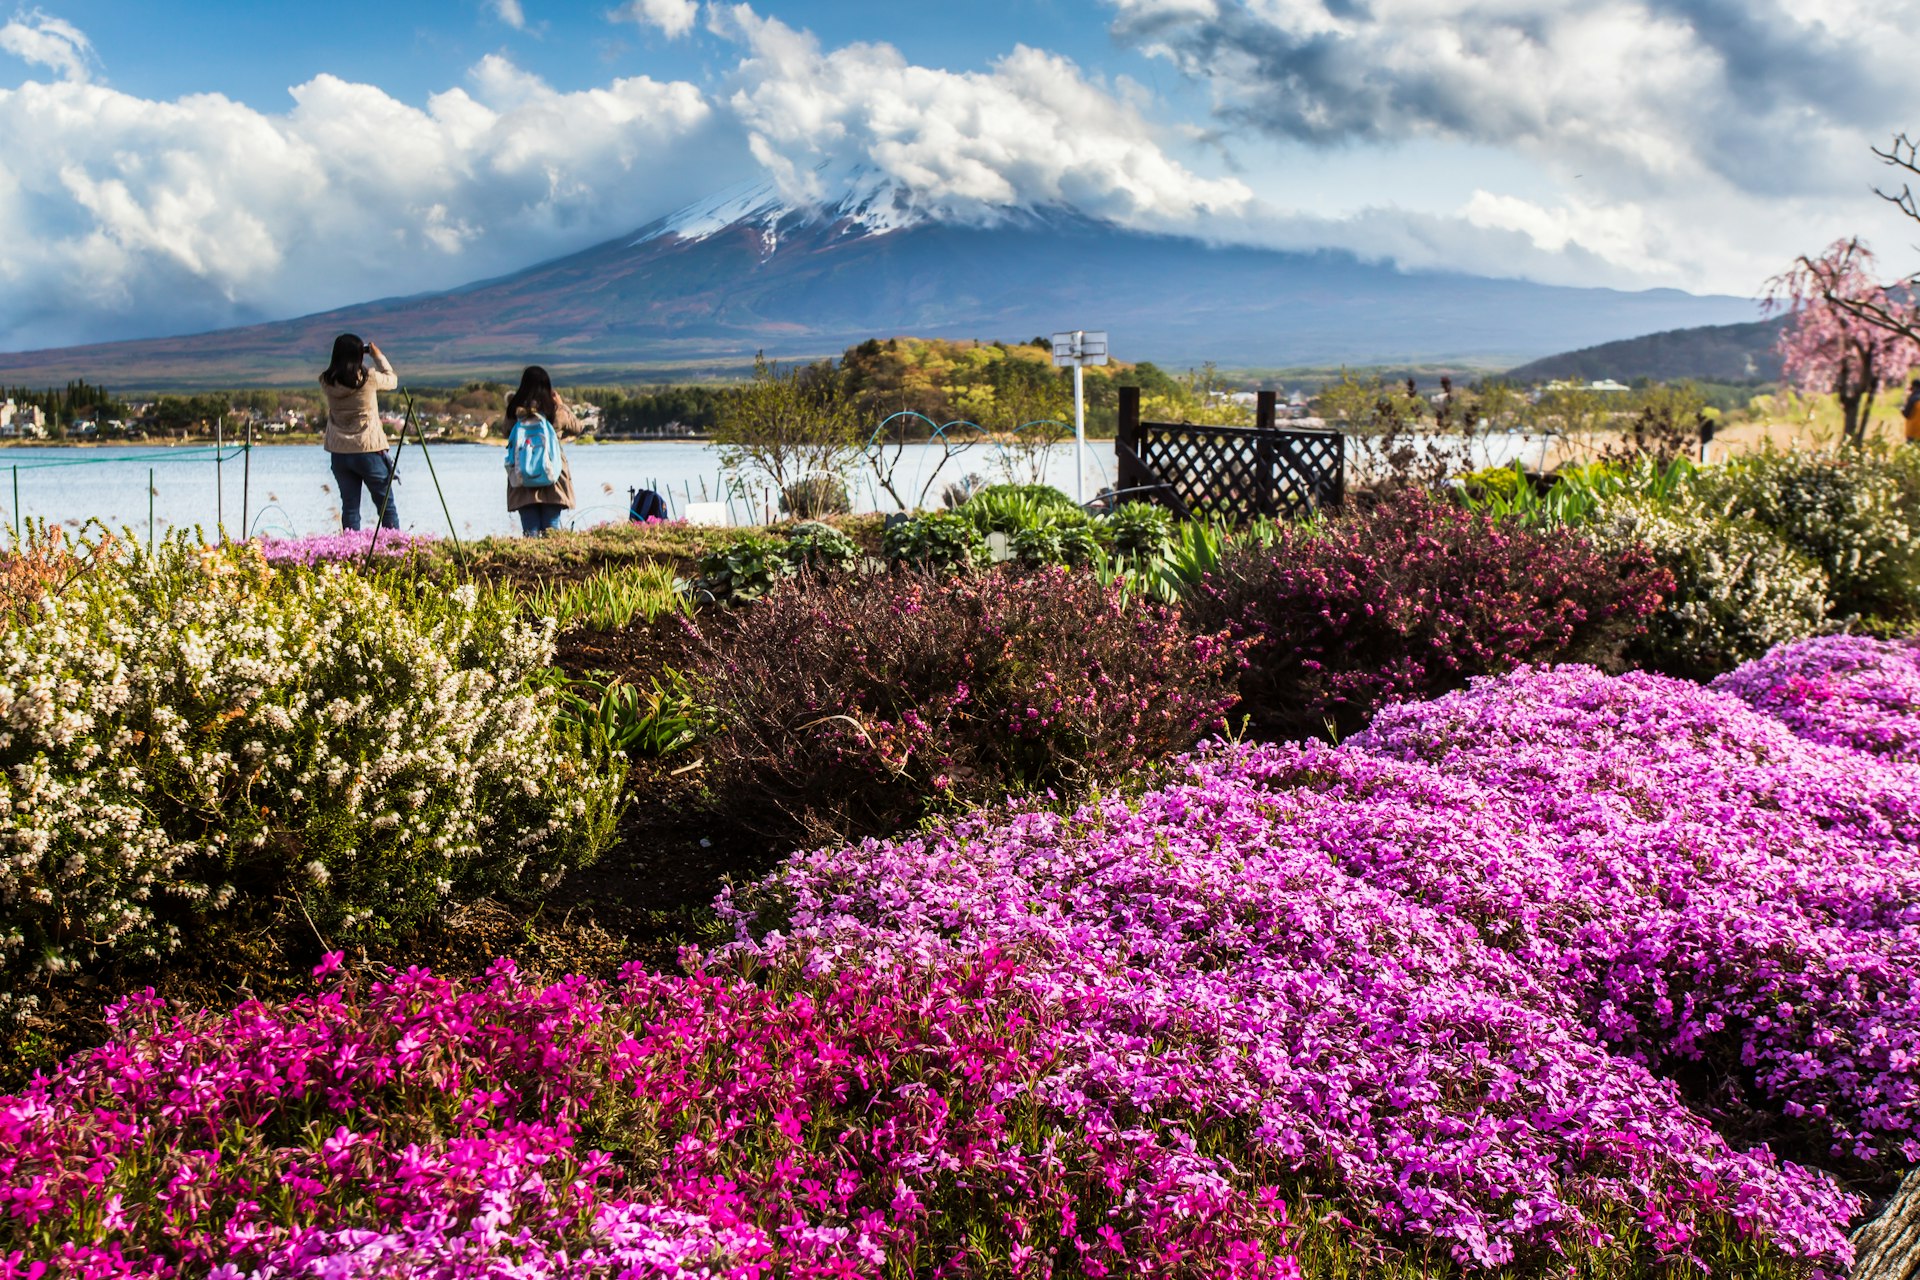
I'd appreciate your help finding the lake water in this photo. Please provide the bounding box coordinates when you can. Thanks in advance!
[0,428,1545,541]
[0,439,1124,540]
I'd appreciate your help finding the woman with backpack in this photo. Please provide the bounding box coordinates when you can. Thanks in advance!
[503,365,578,535]
[319,333,400,530]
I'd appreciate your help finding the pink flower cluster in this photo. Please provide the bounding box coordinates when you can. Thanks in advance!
[1710,633,1920,759]
[1,955,1297,1278]
[256,530,438,566]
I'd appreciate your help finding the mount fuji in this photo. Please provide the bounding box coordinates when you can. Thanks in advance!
[0,170,1760,388]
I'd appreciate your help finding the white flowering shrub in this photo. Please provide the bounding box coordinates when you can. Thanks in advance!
[1589,497,1829,681]
[1690,450,1920,626]
[0,537,624,1014]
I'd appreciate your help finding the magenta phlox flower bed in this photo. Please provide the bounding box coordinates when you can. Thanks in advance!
[1712,633,1920,759]
[724,791,1856,1272]
[256,529,438,566]
[1,955,1300,1279]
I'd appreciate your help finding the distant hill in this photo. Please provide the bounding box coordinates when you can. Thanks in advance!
[1505,319,1783,386]
[0,170,1760,390]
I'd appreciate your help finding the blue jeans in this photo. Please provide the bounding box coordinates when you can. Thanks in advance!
[332,450,398,531]
[518,503,566,535]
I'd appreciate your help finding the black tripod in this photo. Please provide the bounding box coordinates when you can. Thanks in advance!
[364,385,464,568]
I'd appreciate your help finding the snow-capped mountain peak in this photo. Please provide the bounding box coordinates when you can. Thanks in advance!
[635,164,930,255]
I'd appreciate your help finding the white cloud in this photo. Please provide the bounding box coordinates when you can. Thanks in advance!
[1104,0,1920,293]
[490,0,527,30]
[614,0,699,40]
[0,7,94,82]
[1106,0,1913,196]
[0,58,726,347]
[4,0,1904,350]
[709,4,1251,230]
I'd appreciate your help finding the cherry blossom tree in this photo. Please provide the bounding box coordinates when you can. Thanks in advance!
[1766,238,1920,449]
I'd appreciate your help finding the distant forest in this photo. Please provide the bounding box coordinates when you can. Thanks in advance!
[1505,319,1785,387]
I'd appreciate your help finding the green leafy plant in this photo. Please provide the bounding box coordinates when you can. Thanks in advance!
[521,561,682,632]
[558,670,711,761]
[959,484,1083,536]
[1461,457,1698,530]
[690,533,797,604]
[1102,501,1176,560]
[1151,519,1234,601]
[883,511,990,574]
[781,520,859,573]
[1005,523,1101,569]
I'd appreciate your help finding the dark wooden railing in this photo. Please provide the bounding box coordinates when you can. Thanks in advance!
[1112,387,1344,523]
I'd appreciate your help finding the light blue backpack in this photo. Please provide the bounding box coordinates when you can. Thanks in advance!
[506,413,561,488]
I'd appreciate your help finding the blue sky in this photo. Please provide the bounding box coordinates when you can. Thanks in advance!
[3,0,1919,349]
[52,1,1120,111]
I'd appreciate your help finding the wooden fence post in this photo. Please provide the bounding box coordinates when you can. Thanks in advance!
[1116,386,1142,493]
[1257,390,1277,433]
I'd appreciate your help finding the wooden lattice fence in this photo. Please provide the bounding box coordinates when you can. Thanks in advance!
[1113,388,1345,523]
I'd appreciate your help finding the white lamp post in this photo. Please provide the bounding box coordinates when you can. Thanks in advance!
[1051,330,1109,504]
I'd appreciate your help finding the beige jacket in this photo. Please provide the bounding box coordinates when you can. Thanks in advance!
[506,399,580,512]
[320,351,399,453]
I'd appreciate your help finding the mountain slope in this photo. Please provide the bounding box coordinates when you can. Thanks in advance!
[0,178,1763,389]
[1505,319,1786,386]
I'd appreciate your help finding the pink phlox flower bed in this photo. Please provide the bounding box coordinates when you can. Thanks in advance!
[255,530,438,566]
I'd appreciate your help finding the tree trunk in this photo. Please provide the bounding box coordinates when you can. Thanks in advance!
[1854,1171,1920,1280]
[1840,390,1870,450]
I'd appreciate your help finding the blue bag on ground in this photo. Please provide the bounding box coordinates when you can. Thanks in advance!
[506,413,561,488]
[629,488,669,522]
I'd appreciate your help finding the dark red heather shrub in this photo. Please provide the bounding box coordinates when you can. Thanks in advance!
[1189,490,1670,741]
[674,567,1244,843]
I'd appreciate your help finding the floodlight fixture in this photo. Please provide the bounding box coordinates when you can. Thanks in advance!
[1051,330,1109,502]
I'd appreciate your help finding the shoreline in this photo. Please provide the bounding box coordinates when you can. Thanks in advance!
[0,435,1122,450]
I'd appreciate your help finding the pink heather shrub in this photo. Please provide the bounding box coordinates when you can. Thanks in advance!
[1,955,1300,1279]
[257,529,438,566]
[1343,663,1920,1175]
[1711,633,1920,760]
[1189,489,1670,740]
[673,566,1244,841]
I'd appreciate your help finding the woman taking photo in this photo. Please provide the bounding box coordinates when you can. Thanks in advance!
[319,333,400,530]
[503,366,578,535]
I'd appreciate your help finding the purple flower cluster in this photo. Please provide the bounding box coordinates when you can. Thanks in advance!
[255,529,438,566]
[1711,633,1920,759]
[1337,660,1920,1174]
[726,713,1868,1272]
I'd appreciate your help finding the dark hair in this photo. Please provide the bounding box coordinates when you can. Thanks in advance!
[321,334,368,390]
[507,366,557,423]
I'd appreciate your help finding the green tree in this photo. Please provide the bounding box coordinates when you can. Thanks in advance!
[713,354,862,514]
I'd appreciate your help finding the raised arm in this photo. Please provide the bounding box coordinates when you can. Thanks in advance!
[365,343,399,391]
